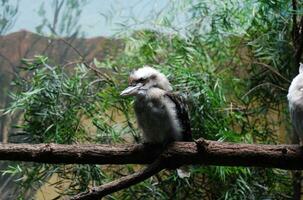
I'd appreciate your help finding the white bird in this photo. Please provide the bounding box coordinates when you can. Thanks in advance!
[287,63,303,145]
[120,66,192,144]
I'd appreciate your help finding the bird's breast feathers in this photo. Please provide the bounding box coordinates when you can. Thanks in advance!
[134,90,184,143]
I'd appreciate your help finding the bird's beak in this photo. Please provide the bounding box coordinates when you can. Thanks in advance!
[120,85,141,96]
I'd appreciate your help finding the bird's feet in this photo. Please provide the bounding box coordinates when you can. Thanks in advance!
[194,138,209,152]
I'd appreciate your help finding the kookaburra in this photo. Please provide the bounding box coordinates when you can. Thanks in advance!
[288,63,303,145]
[120,66,192,144]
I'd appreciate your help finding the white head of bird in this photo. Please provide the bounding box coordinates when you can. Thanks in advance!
[288,63,303,110]
[120,66,172,97]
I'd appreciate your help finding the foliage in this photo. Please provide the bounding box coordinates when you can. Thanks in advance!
[2,0,298,199]
[2,56,131,198]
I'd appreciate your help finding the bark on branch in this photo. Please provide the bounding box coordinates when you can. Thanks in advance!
[1,139,303,199]
[0,139,302,170]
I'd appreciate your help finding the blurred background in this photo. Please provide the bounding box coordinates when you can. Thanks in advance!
[0,0,300,199]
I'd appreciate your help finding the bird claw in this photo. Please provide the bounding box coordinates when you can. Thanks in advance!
[194,138,209,152]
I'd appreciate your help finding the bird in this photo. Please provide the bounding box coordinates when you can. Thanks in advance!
[120,66,192,145]
[120,66,192,178]
[287,63,303,145]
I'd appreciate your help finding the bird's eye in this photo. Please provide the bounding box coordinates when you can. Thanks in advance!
[129,78,146,86]
[136,78,146,83]
[150,75,156,79]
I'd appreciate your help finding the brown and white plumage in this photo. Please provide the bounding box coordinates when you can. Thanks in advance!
[165,92,192,142]
[120,66,192,144]
[288,63,303,144]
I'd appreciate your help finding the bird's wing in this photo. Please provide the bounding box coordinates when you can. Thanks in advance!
[289,105,303,144]
[165,92,192,141]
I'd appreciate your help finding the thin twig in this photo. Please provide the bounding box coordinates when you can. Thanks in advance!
[252,62,291,83]
[292,0,298,42]
[58,38,113,83]
[242,82,287,98]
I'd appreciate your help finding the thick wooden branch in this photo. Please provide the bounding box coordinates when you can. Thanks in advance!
[0,139,302,170]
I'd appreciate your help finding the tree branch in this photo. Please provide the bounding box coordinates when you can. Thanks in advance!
[70,156,166,200]
[0,139,302,170]
[2,139,303,199]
